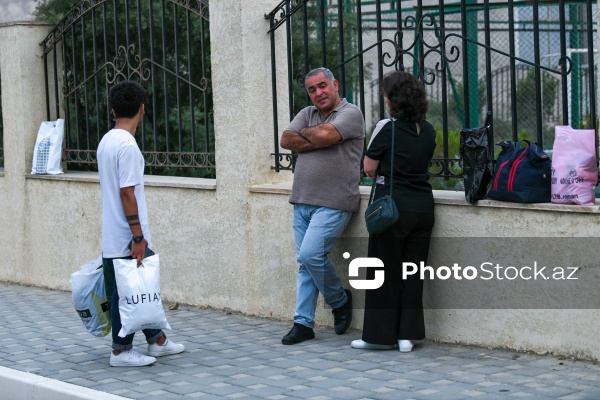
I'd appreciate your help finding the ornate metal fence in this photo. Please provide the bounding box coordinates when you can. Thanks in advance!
[41,0,214,178]
[266,0,597,189]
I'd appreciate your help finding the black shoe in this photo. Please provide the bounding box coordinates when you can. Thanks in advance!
[332,289,352,335]
[282,323,315,345]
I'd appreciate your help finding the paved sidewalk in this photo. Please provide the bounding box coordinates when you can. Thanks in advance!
[1,282,599,400]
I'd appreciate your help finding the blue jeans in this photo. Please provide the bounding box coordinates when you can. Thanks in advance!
[292,204,352,328]
[102,257,164,351]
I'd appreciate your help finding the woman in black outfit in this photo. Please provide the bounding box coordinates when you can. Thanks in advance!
[352,71,436,352]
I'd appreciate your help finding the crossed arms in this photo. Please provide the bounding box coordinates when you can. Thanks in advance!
[280,123,343,152]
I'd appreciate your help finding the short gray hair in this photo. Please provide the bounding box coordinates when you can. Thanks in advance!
[305,67,336,85]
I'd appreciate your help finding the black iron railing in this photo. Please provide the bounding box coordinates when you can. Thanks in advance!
[266,0,597,190]
[41,0,214,178]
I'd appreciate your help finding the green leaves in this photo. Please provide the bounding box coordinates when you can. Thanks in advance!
[39,0,214,177]
[290,2,368,115]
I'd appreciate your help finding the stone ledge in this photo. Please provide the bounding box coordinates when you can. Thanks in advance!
[0,21,51,28]
[249,183,600,214]
[26,171,217,190]
[20,175,600,213]
[437,191,600,213]
[249,182,293,195]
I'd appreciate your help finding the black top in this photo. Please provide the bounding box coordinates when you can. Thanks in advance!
[365,118,436,213]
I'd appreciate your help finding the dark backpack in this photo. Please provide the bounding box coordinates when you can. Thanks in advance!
[486,140,552,203]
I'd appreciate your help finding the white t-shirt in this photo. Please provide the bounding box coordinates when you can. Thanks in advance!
[97,128,152,258]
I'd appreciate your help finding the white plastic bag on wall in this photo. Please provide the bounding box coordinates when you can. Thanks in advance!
[114,254,171,337]
[31,119,64,174]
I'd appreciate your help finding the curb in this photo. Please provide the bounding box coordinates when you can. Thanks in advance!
[0,366,130,400]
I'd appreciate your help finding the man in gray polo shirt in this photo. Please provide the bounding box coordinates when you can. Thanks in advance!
[280,67,365,344]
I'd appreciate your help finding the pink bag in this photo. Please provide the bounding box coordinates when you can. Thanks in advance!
[551,126,598,205]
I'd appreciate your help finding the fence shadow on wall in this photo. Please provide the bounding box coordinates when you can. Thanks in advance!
[41,0,214,178]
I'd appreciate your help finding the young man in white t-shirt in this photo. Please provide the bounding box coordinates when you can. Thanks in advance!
[98,81,185,367]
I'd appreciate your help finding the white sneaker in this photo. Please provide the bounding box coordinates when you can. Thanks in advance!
[351,339,395,350]
[110,349,156,367]
[398,340,414,352]
[147,339,185,357]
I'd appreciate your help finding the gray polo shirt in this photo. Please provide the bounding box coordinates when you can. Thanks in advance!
[286,99,365,212]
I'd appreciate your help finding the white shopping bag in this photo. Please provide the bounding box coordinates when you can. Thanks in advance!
[31,119,64,174]
[114,254,171,337]
[70,256,111,337]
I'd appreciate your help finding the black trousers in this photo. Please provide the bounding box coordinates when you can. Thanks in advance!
[361,211,434,345]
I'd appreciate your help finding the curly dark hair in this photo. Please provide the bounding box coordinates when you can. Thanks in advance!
[108,81,147,119]
[380,71,428,122]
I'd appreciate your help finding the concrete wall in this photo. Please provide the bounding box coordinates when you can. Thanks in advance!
[0,22,53,284]
[1,3,600,362]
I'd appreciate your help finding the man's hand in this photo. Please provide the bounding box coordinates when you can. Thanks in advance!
[130,239,149,266]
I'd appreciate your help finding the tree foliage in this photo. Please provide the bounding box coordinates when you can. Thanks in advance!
[35,0,214,178]
[515,68,558,146]
[290,1,371,116]
[34,0,79,24]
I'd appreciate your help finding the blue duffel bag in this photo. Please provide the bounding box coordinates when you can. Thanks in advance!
[487,140,551,203]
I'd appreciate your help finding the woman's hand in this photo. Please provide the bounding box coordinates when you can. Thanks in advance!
[363,156,379,179]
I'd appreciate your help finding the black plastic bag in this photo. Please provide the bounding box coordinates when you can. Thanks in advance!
[460,112,493,205]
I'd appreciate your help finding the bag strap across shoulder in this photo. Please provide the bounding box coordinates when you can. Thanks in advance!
[368,119,395,205]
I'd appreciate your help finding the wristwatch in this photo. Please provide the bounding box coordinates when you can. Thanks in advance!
[132,234,144,243]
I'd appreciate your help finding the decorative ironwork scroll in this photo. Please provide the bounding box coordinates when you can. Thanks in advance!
[377,13,571,87]
[41,0,209,53]
[266,1,587,179]
[64,149,215,169]
[171,0,209,21]
[271,153,296,172]
[105,45,152,85]
[265,0,310,34]
[42,0,214,175]
[64,149,97,164]
[144,151,215,168]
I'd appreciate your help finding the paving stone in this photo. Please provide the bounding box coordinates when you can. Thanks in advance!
[86,379,136,391]
[245,384,290,398]
[144,390,185,400]
[1,282,600,400]
[529,385,579,398]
